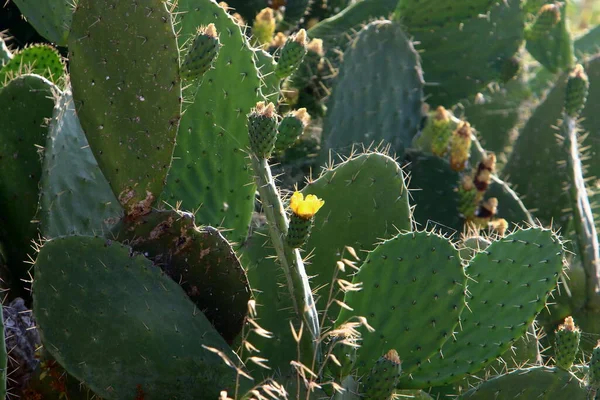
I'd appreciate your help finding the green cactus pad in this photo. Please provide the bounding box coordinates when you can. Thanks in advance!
[0,44,64,86]
[400,0,524,106]
[40,90,123,238]
[525,2,574,74]
[307,0,398,59]
[281,0,311,28]
[0,74,54,292]
[502,70,572,229]
[458,366,586,399]
[402,151,463,234]
[402,227,565,388]
[362,350,402,400]
[321,20,424,158]
[33,235,247,399]
[461,75,531,156]
[336,231,466,377]
[394,0,496,28]
[12,0,72,46]
[161,0,262,244]
[590,344,600,392]
[574,25,600,58]
[275,32,307,80]
[302,153,412,316]
[180,25,221,81]
[69,0,181,215]
[111,209,250,343]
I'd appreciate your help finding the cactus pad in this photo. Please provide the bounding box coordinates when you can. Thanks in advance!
[33,235,246,399]
[401,0,524,106]
[161,0,262,244]
[301,153,412,317]
[12,0,73,46]
[111,210,250,344]
[69,0,181,215]
[40,90,123,238]
[403,228,565,388]
[321,20,424,158]
[458,366,586,399]
[0,74,54,289]
[0,44,64,86]
[336,231,466,377]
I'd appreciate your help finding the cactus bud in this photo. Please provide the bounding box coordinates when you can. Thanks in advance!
[458,175,478,219]
[275,29,308,80]
[271,32,287,49]
[449,121,472,171]
[306,38,324,57]
[555,316,581,370]
[565,64,589,118]
[180,24,220,80]
[248,102,278,159]
[362,349,402,400]
[526,3,561,42]
[275,108,310,152]
[287,191,324,248]
[488,218,508,237]
[430,106,453,156]
[252,8,276,48]
[477,197,498,219]
[474,153,496,192]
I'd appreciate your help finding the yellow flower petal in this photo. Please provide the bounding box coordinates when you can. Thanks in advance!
[289,191,324,219]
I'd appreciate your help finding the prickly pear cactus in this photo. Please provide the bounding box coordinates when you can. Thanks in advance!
[33,235,249,399]
[321,20,424,158]
[402,228,565,388]
[0,44,64,86]
[69,0,181,215]
[161,0,262,243]
[40,90,123,238]
[336,231,466,377]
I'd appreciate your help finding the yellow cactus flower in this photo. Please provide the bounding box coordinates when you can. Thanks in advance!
[290,191,324,219]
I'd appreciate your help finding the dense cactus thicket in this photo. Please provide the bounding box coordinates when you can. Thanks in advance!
[0,0,599,399]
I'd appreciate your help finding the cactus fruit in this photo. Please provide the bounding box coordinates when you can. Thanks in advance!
[555,316,581,370]
[275,108,310,152]
[287,192,324,248]
[565,64,589,118]
[362,349,402,400]
[275,29,308,80]
[525,3,561,41]
[180,24,221,80]
[252,8,276,48]
[458,175,478,218]
[449,122,473,171]
[248,102,278,159]
[430,107,454,156]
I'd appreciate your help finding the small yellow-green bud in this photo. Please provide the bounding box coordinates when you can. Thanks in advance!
[252,8,276,48]
[449,121,472,171]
